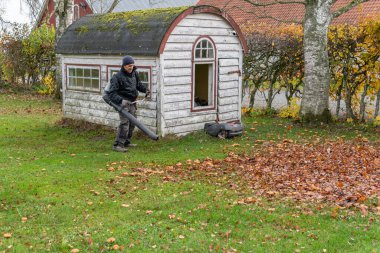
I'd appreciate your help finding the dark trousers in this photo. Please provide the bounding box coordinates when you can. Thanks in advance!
[114,103,137,147]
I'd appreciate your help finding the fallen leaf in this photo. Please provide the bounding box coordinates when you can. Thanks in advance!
[359,204,368,216]
[112,244,120,250]
[146,210,153,214]
[107,237,116,243]
[3,233,12,238]
[21,217,28,223]
[70,249,80,253]
[121,204,130,208]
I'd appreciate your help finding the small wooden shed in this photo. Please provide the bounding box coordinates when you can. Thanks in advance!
[56,5,247,136]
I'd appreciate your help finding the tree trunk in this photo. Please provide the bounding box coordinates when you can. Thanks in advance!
[344,80,356,120]
[300,0,333,122]
[335,82,343,117]
[249,86,258,108]
[359,82,369,122]
[55,0,73,99]
[55,0,73,40]
[375,86,380,118]
[266,81,274,110]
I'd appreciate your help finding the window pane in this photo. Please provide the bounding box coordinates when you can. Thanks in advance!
[207,41,212,49]
[196,43,201,49]
[92,79,99,89]
[83,69,91,77]
[111,70,118,77]
[77,68,83,77]
[202,40,207,48]
[92,69,99,78]
[208,49,214,58]
[83,78,91,88]
[202,49,207,58]
[139,71,149,82]
[68,77,75,86]
[69,68,75,77]
[76,78,84,87]
[195,49,201,58]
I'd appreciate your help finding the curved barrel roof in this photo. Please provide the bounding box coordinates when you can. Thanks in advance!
[56,5,248,56]
[56,6,188,56]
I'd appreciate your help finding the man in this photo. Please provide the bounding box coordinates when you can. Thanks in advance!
[106,55,150,152]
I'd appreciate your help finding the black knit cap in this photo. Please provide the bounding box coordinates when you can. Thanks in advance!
[122,55,135,66]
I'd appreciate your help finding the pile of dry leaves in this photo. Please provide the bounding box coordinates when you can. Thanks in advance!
[109,138,380,214]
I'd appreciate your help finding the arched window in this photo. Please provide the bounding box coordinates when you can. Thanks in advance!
[192,37,216,110]
[73,5,80,21]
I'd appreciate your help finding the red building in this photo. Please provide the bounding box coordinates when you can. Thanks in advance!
[197,0,380,30]
[36,0,93,29]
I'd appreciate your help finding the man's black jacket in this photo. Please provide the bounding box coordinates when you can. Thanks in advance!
[107,67,148,105]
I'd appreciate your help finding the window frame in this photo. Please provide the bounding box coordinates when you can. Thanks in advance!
[73,4,80,21]
[106,65,152,99]
[65,64,101,93]
[191,36,217,112]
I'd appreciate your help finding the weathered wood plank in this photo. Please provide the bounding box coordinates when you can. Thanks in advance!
[171,27,233,36]
[219,88,239,98]
[164,67,192,77]
[219,80,239,90]
[163,93,191,103]
[165,113,217,127]
[219,104,239,113]
[164,43,193,51]
[163,76,192,86]
[218,59,239,67]
[167,35,240,44]
[163,101,191,112]
[178,19,230,29]
[164,59,192,69]
[164,85,191,95]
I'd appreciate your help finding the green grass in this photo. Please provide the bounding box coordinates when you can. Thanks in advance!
[0,94,379,252]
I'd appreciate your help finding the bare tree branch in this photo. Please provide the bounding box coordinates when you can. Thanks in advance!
[106,0,120,13]
[242,0,305,7]
[332,0,370,18]
[22,0,43,23]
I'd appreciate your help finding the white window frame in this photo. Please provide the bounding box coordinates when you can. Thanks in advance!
[192,37,216,111]
[73,4,80,21]
[107,66,151,99]
[66,65,101,92]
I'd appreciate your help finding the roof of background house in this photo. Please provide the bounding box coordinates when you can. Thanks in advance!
[90,0,198,13]
[55,6,188,55]
[197,0,380,31]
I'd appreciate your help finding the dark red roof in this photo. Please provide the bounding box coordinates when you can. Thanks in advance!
[198,0,380,31]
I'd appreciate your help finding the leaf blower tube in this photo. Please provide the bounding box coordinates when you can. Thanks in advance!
[102,94,159,141]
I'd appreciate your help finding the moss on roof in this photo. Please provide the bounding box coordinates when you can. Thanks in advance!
[56,6,190,55]
[92,6,188,35]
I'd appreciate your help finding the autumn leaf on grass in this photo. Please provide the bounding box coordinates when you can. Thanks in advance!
[146,210,153,214]
[168,214,176,219]
[3,233,12,238]
[70,249,80,253]
[107,237,116,243]
[359,204,368,216]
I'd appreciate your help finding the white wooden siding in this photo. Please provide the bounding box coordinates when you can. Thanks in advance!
[61,56,158,131]
[161,13,243,136]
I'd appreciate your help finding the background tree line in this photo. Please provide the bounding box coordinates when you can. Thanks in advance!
[0,23,56,95]
[243,17,380,122]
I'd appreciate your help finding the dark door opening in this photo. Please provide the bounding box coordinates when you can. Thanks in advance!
[194,63,213,107]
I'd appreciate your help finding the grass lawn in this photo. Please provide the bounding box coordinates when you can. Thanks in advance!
[0,93,379,252]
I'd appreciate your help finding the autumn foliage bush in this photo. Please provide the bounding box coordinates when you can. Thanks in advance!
[0,24,56,94]
[243,16,380,123]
